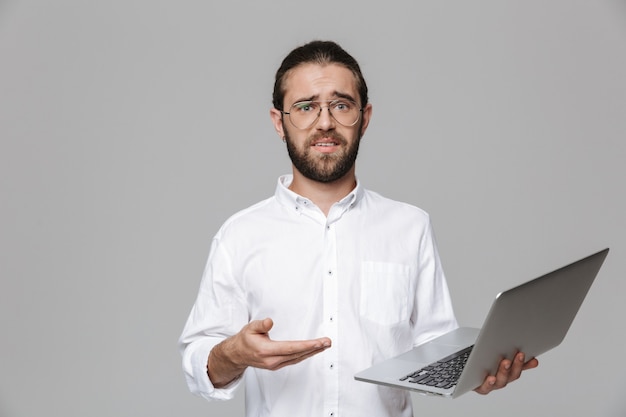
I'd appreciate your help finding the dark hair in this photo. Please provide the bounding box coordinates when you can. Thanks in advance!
[272,40,369,111]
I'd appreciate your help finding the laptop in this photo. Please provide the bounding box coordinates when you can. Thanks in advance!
[354,248,609,398]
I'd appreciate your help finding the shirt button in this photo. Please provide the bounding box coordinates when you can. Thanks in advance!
[328,270,333,276]
[329,412,335,417]
[329,363,334,369]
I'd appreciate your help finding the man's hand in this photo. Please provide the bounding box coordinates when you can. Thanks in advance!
[474,352,539,395]
[207,318,332,388]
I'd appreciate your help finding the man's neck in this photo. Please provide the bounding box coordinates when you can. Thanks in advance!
[288,168,357,216]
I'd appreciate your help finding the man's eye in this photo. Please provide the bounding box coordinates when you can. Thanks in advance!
[294,102,317,112]
[333,101,351,112]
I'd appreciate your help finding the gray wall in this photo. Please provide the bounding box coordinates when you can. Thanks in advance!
[1,1,625,416]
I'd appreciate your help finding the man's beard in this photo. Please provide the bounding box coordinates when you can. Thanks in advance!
[284,129,361,183]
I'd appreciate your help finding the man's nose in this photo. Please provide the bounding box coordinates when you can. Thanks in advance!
[315,106,336,130]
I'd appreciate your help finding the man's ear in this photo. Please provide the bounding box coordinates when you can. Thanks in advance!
[359,103,373,137]
[270,108,286,141]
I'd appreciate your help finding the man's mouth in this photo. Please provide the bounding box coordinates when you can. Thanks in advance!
[311,140,341,154]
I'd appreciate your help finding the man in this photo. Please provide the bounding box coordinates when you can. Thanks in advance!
[179,40,538,417]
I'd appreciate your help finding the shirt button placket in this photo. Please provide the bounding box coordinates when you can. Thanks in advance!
[323,220,338,417]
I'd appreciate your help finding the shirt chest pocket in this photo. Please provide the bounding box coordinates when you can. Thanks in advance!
[359,261,411,325]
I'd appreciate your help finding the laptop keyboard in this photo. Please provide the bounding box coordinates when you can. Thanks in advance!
[399,345,474,389]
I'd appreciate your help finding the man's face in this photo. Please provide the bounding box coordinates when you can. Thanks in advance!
[270,63,372,183]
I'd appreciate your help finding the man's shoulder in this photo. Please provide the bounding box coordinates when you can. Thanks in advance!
[215,196,279,236]
[225,195,277,220]
[362,189,430,221]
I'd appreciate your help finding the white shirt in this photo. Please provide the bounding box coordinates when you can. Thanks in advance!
[179,175,458,417]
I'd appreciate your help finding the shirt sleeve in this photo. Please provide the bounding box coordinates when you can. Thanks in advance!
[412,218,459,346]
[178,235,248,401]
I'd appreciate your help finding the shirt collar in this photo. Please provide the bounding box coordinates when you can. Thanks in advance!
[275,174,364,215]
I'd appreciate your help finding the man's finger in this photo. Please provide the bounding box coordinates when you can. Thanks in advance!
[266,343,330,370]
[506,353,526,382]
[492,358,513,389]
[247,318,274,334]
[265,338,331,358]
[473,352,539,395]
[522,357,539,371]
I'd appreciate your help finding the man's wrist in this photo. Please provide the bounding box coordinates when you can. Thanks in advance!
[207,339,246,388]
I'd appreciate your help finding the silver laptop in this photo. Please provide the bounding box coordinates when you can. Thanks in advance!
[354,248,609,398]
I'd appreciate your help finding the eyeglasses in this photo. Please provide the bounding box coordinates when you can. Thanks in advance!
[281,99,363,130]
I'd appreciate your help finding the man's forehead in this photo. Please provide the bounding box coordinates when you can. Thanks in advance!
[282,63,358,100]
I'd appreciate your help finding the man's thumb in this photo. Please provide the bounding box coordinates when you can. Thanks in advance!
[249,317,273,334]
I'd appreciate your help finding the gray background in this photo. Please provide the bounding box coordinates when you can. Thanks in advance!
[1,1,625,416]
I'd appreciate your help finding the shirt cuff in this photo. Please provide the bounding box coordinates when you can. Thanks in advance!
[185,338,244,401]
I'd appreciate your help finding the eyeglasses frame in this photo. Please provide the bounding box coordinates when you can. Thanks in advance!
[280,99,364,130]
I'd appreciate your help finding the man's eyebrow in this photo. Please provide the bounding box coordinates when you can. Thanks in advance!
[291,95,319,104]
[290,91,358,104]
[332,91,357,103]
